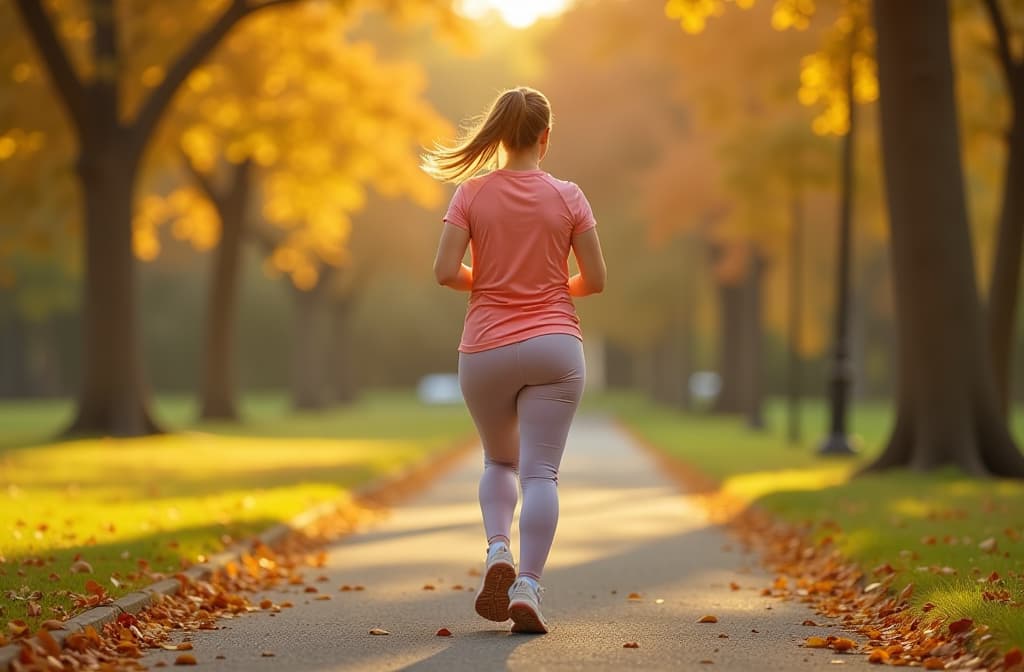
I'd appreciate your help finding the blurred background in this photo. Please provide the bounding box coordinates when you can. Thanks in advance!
[0,0,1020,437]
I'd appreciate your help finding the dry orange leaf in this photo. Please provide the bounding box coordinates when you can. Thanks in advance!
[36,629,61,657]
[1004,648,1023,669]
[801,620,819,627]
[623,642,639,649]
[423,584,436,591]
[259,599,273,609]
[436,628,452,637]
[805,637,828,648]
[830,638,856,652]
[867,648,890,663]
[729,582,740,591]
[698,615,718,623]
[174,654,197,665]
[261,652,275,657]
[627,592,642,600]
[40,620,64,631]
[315,595,331,601]
[369,628,390,636]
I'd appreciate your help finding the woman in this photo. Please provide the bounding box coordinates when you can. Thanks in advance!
[424,86,607,634]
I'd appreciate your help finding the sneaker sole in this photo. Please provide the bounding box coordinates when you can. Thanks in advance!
[509,601,549,634]
[474,561,516,622]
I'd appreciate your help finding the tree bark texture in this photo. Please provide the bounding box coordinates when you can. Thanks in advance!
[290,275,333,411]
[988,109,1024,414]
[198,161,252,421]
[329,294,360,405]
[67,145,162,436]
[866,0,1024,476]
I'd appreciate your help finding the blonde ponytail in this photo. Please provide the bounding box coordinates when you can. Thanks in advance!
[422,86,552,184]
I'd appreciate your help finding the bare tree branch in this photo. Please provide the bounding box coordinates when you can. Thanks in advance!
[180,151,223,208]
[981,0,1018,85]
[12,0,89,138]
[130,0,300,152]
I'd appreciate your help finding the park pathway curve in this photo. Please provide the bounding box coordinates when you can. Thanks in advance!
[143,416,874,671]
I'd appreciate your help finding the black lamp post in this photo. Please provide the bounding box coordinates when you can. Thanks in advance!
[819,27,858,457]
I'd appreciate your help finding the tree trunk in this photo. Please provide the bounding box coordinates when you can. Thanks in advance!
[742,249,765,430]
[865,0,1024,477]
[198,161,252,421]
[329,294,360,405]
[987,109,1024,415]
[713,279,745,414]
[787,186,804,444]
[66,145,162,436]
[290,275,332,411]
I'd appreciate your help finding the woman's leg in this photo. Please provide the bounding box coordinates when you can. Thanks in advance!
[514,335,585,580]
[459,345,521,547]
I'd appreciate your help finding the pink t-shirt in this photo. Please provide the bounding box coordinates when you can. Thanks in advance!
[443,169,597,354]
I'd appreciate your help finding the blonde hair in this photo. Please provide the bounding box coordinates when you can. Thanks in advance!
[422,86,552,184]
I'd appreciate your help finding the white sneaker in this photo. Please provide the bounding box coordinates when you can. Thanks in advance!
[508,577,549,634]
[474,544,516,621]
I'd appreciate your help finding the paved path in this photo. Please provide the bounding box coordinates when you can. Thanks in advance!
[143,417,873,671]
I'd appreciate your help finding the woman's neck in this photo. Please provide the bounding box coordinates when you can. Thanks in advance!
[501,149,541,171]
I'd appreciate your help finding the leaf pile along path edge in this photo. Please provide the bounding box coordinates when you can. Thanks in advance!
[615,420,1023,672]
[0,437,478,672]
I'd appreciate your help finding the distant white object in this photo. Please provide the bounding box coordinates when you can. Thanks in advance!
[688,371,722,402]
[417,374,463,405]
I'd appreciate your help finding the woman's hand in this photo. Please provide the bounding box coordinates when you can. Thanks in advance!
[569,228,606,297]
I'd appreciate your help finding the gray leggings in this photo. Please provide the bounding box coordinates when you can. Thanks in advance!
[458,333,585,580]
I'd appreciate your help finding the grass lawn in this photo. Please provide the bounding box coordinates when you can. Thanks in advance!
[0,392,474,628]
[605,393,1024,652]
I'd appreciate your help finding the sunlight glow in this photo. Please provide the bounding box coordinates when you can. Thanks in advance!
[459,0,571,28]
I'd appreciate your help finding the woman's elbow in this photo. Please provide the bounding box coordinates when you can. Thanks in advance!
[433,262,452,286]
[589,270,606,294]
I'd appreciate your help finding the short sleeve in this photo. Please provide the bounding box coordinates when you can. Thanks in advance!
[443,184,470,231]
[570,183,597,235]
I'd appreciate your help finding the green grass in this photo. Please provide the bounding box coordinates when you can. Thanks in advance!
[609,393,1024,652]
[0,392,474,627]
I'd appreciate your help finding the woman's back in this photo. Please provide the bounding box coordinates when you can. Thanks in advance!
[445,168,596,353]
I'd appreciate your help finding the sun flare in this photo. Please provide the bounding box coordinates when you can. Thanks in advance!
[459,0,572,28]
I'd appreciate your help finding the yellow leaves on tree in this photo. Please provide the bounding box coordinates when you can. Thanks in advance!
[141,2,453,288]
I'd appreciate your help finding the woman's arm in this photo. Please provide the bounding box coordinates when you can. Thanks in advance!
[433,222,473,292]
[569,228,607,297]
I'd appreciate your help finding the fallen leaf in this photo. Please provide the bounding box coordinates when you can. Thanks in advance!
[830,638,856,652]
[370,628,390,636]
[315,595,331,601]
[698,615,718,623]
[729,582,741,591]
[1004,648,1022,669]
[898,583,914,602]
[70,560,93,574]
[978,537,998,553]
[623,642,639,649]
[174,654,197,665]
[436,628,452,637]
[948,618,973,635]
[801,620,819,626]
[700,660,714,665]
[261,652,275,657]
[805,637,828,648]
[627,592,642,600]
[867,648,890,663]
[36,628,61,657]
[40,620,64,631]
[422,584,436,591]
[7,620,29,637]
[259,599,273,609]
[923,658,945,670]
